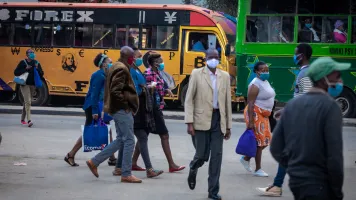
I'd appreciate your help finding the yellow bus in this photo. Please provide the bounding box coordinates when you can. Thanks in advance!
[0,2,239,107]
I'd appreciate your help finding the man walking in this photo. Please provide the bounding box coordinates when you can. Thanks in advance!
[257,43,313,196]
[270,57,347,200]
[86,46,142,183]
[185,48,232,200]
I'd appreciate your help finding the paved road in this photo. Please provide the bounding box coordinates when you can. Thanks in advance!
[0,114,355,200]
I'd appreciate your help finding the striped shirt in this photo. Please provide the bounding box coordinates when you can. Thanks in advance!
[294,65,313,97]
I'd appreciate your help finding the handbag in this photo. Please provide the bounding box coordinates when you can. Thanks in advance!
[235,129,257,157]
[34,67,43,88]
[14,59,31,85]
[81,119,110,152]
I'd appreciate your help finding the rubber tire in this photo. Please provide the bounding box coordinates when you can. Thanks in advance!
[180,84,189,107]
[335,88,356,118]
[18,79,49,106]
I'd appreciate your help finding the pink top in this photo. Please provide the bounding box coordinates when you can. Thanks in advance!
[334,29,347,43]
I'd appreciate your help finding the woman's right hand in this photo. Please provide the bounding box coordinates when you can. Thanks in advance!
[247,121,254,130]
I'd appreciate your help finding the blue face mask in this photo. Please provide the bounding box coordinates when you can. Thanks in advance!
[293,54,302,65]
[28,53,35,60]
[158,63,164,71]
[135,58,143,67]
[259,72,270,81]
[305,23,312,28]
[328,82,344,97]
[107,63,112,69]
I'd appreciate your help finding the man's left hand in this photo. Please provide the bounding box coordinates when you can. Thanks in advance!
[224,129,231,140]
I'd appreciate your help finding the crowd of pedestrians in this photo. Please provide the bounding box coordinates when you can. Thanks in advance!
[13,44,347,200]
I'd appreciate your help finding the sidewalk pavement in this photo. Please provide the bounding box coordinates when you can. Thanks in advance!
[0,105,355,127]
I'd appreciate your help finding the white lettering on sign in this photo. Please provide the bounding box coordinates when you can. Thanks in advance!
[12,10,93,22]
[164,11,177,24]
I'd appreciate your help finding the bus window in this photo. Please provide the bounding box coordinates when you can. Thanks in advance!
[352,17,356,43]
[246,17,269,42]
[74,24,93,47]
[33,24,52,46]
[53,24,73,47]
[115,25,139,49]
[251,0,296,14]
[188,32,222,57]
[298,16,322,43]
[0,23,13,45]
[142,26,178,50]
[269,17,294,43]
[299,0,349,14]
[93,24,113,48]
[13,23,32,46]
[320,17,348,43]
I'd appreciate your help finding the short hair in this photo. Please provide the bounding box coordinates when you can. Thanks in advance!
[93,53,107,67]
[132,47,139,51]
[147,53,161,66]
[253,61,266,73]
[297,43,312,60]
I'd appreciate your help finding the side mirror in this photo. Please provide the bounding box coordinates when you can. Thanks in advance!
[225,44,231,56]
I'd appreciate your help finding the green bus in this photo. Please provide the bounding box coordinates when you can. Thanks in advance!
[235,0,356,117]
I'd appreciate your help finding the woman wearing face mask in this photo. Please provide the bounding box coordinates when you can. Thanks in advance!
[271,21,289,43]
[240,61,276,177]
[14,49,44,127]
[334,20,347,43]
[143,53,185,173]
[64,53,116,167]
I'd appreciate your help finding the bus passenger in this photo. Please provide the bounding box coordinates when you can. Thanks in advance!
[255,19,268,42]
[144,53,186,173]
[64,53,116,167]
[192,37,207,51]
[334,20,347,43]
[14,48,44,127]
[114,48,164,178]
[271,21,289,43]
[299,18,320,43]
[240,61,276,177]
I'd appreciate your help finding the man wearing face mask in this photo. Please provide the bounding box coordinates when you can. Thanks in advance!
[86,46,142,183]
[270,57,348,200]
[185,48,232,200]
[14,49,44,127]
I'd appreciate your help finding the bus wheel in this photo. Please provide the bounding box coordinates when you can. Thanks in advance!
[18,80,49,107]
[180,84,189,107]
[336,88,356,118]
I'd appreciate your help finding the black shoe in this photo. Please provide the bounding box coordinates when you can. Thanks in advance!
[187,168,198,190]
[208,194,222,200]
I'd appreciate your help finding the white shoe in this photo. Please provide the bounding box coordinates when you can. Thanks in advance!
[256,185,282,197]
[254,169,269,177]
[240,156,252,172]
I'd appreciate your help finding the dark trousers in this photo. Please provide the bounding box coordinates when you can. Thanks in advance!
[190,111,224,196]
[291,184,331,200]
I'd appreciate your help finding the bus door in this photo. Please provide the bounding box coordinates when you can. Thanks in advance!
[182,30,224,74]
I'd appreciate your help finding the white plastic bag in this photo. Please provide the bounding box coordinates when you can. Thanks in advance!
[14,72,29,85]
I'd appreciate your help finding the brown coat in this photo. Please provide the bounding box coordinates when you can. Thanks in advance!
[104,61,139,115]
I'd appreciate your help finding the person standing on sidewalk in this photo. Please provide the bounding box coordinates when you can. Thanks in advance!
[14,49,44,127]
[270,57,347,200]
[256,43,313,196]
[64,53,115,167]
[185,48,232,200]
[86,46,142,183]
[112,48,163,178]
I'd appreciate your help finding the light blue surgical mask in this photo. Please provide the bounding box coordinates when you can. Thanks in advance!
[325,77,343,97]
[305,23,312,29]
[135,58,143,67]
[293,54,302,65]
[28,53,35,60]
[259,72,270,81]
[158,63,164,71]
[107,63,113,69]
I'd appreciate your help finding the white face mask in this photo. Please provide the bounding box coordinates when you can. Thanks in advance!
[207,58,219,69]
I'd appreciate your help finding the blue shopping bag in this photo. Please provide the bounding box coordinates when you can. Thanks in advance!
[235,129,257,157]
[82,119,110,152]
[34,67,43,88]
[98,101,113,122]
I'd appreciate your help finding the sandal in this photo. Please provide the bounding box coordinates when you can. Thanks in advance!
[132,165,146,171]
[147,168,164,178]
[64,153,79,167]
[108,158,117,166]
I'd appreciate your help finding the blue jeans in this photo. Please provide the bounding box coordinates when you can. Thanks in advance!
[273,164,286,187]
[91,110,135,177]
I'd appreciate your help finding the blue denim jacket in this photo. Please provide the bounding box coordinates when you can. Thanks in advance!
[130,68,146,96]
[83,68,106,115]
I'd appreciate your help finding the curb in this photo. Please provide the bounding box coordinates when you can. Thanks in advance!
[0,108,354,127]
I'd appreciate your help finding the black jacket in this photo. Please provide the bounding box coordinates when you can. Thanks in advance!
[14,59,44,86]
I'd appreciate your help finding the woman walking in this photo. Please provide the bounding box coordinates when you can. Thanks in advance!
[240,61,276,177]
[143,52,185,173]
[14,49,44,127]
[64,53,116,166]
[112,48,163,178]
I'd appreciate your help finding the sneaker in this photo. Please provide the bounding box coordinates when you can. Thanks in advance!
[254,169,268,177]
[121,175,142,183]
[28,121,33,128]
[21,120,27,125]
[256,185,282,197]
[112,168,122,176]
[240,156,252,172]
